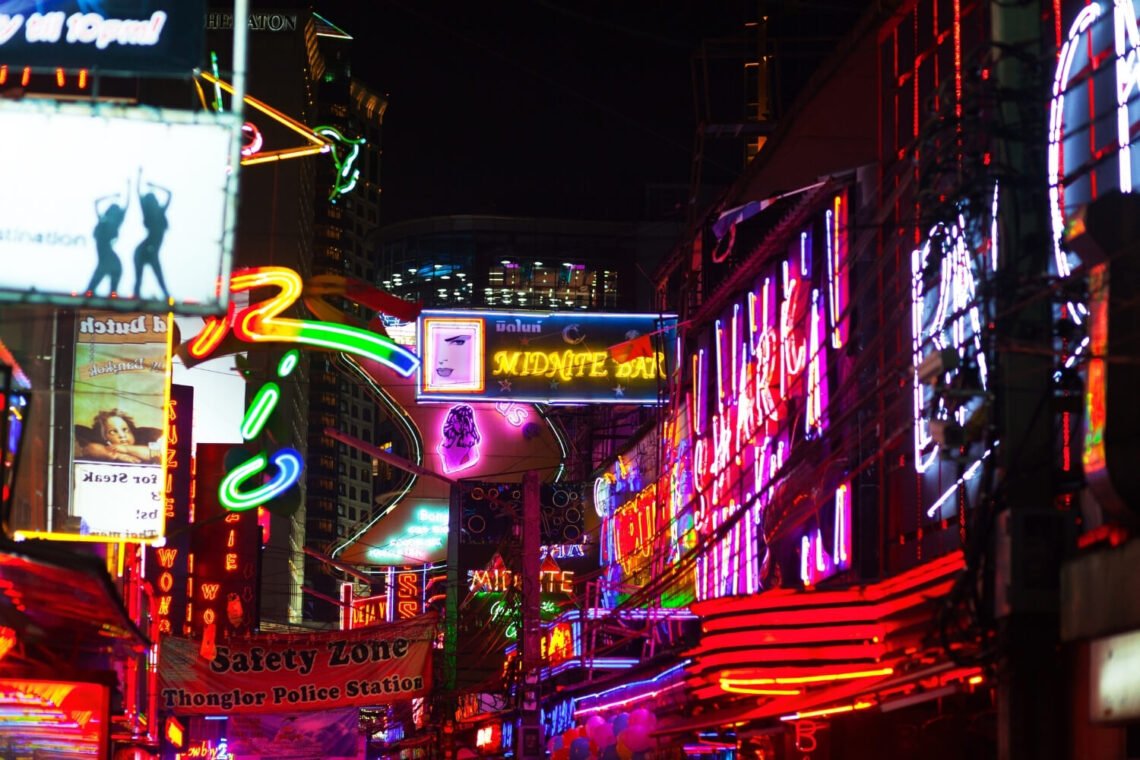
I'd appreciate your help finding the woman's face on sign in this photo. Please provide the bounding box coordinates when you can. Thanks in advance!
[435,332,473,383]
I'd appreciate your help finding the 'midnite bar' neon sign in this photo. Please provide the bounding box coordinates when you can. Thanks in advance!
[491,350,665,381]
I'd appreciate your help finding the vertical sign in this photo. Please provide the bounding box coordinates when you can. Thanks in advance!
[395,571,422,620]
[190,444,259,638]
[146,384,193,635]
[70,310,170,542]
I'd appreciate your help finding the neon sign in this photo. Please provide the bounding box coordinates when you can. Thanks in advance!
[315,125,364,201]
[395,570,421,619]
[188,267,420,377]
[469,567,574,595]
[494,401,530,426]
[350,595,388,629]
[420,316,486,394]
[217,351,303,512]
[490,350,664,381]
[417,309,676,405]
[438,404,481,474]
[365,505,448,564]
[799,482,851,587]
[1048,0,1140,376]
[910,212,990,475]
[677,192,850,600]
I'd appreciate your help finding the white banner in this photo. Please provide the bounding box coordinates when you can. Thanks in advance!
[0,101,236,313]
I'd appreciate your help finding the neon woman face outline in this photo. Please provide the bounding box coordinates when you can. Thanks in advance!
[438,404,481,473]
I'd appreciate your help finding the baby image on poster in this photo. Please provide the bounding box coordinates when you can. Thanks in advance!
[69,310,169,542]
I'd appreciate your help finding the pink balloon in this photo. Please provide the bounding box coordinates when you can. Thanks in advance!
[623,725,651,753]
[628,708,653,728]
[594,725,615,748]
[585,715,608,743]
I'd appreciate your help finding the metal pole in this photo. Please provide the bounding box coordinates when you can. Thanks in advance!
[990,2,1064,759]
[517,470,542,760]
[220,0,248,294]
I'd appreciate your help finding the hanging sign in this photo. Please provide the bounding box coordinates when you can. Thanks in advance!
[159,616,435,714]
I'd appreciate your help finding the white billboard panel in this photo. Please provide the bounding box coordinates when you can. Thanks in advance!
[0,101,236,314]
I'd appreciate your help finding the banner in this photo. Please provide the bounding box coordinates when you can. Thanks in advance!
[0,0,206,74]
[159,616,434,715]
[0,101,235,314]
[69,310,170,542]
[225,708,362,759]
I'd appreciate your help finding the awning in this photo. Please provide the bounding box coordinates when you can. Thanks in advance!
[0,537,148,675]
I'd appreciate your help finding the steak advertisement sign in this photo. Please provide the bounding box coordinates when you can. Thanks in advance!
[159,617,434,715]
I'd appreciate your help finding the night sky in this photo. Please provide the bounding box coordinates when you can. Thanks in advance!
[258,1,863,225]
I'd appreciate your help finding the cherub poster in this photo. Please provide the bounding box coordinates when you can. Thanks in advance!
[70,310,170,541]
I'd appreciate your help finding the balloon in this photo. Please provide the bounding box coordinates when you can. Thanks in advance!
[623,725,651,753]
[553,749,571,760]
[570,737,592,760]
[616,741,633,760]
[600,745,621,760]
[551,736,564,751]
[586,715,608,742]
[563,729,579,748]
[632,752,648,760]
[594,725,615,748]
[628,708,656,731]
[611,713,630,736]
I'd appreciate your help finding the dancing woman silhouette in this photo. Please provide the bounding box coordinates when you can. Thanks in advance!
[133,168,172,301]
[85,182,128,296]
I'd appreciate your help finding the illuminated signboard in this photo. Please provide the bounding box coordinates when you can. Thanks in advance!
[0,679,109,757]
[191,444,259,639]
[34,311,171,544]
[1050,0,1140,274]
[416,310,676,405]
[0,1,206,74]
[350,595,388,629]
[146,384,193,635]
[395,570,422,619]
[185,267,420,377]
[0,101,236,313]
[365,502,449,565]
[1050,0,1140,506]
[910,209,994,521]
[675,190,851,601]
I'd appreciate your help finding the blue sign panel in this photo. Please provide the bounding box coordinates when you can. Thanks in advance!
[0,1,206,74]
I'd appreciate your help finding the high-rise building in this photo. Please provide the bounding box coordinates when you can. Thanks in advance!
[300,14,389,623]
[372,215,677,313]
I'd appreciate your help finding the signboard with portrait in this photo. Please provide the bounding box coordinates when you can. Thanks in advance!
[0,1,207,74]
[0,101,236,314]
[416,310,676,405]
[68,310,170,542]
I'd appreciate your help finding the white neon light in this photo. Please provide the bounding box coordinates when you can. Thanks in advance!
[1115,0,1140,192]
[925,448,992,518]
[911,214,989,473]
[1049,4,1102,280]
[807,288,824,434]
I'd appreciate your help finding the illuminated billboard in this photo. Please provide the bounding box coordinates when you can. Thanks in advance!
[0,1,206,74]
[0,100,236,313]
[28,311,171,544]
[416,310,676,404]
